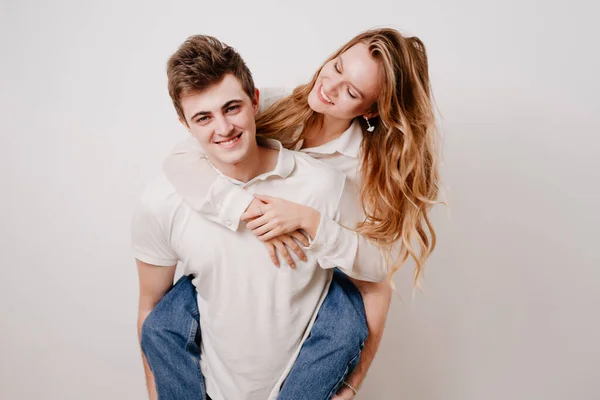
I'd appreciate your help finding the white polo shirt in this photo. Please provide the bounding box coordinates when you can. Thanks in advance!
[132,140,349,400]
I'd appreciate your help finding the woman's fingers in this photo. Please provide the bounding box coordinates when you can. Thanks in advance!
[290,230,310,247]
[281,235,307,262]
[241,200,269,221]
[245,214,270,230]
[272,239,295,269]
[254,194,274,203]
[257,225,283,242]
[262,242,280,267]
[241,210,257,221]
[251,220,277,238]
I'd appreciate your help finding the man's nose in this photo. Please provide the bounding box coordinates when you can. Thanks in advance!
[214,115,234,137]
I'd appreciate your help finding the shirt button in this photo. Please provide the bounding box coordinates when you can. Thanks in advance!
[225,220,232,227]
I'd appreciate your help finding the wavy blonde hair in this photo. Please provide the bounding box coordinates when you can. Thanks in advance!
[256,28,440,284]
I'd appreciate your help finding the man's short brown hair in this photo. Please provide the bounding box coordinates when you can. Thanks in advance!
[167,35,255,124]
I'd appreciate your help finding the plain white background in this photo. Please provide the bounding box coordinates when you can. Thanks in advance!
[1,0,599,399]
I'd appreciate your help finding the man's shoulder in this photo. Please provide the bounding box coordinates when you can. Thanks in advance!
[137,173,184,215]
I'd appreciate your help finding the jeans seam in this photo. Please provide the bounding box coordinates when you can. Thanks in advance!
[324,350,362,400]
[184,318,205,400]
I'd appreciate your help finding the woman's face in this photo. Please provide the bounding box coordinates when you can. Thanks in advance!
[308,42,382,121]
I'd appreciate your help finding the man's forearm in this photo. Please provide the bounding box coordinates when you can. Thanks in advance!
[344,280,392,391]
[138,310,158,400]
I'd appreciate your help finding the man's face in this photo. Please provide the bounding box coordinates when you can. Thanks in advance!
[181,74,259,169]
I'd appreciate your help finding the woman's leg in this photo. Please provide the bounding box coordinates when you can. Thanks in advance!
[140,275,207,400]
[277,269,369,400]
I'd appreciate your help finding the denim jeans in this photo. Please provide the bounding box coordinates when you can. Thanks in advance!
[140,269,368,400]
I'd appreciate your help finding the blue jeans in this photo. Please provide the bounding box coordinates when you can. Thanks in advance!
[140,269,368,400]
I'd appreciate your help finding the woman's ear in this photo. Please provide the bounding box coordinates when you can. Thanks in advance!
[362,111,379,120]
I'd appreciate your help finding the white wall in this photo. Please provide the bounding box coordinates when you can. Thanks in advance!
[1,0,599,399]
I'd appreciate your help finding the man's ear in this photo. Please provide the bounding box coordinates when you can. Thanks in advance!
[179,116,191,132]
[253,88,260,116]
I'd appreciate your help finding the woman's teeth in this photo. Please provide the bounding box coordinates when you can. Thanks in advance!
[320,86,333,104]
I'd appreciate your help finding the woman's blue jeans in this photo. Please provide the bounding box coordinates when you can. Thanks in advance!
[140,269,368,400]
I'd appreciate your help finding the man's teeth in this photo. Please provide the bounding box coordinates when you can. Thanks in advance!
[220,135,240,145]
[321,86,333,104]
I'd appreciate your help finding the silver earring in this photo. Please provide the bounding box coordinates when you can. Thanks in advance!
[364,116,375,132]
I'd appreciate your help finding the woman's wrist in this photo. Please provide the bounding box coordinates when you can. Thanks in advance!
[301,207,321,239]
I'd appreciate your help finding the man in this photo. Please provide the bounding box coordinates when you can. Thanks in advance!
[132,35,387,400]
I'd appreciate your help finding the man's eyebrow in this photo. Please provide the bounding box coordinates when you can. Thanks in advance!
[222,99,243,109]
[339,56,365,98]
[190,110,211,121]
[189,99,243,121]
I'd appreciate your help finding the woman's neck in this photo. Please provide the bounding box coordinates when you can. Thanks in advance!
[302,114,353,149]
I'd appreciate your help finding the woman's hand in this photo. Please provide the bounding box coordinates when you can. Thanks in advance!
[243,197,268,223]
[241,194,321,242]
[262,231,310,269]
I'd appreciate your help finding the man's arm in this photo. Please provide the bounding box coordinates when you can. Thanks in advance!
[136,259,177,400]
[334,280,392,399]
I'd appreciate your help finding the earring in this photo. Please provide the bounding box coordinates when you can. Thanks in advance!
[364,116,375,132]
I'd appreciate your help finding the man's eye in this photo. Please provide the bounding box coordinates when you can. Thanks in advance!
[197,116,209,123]
[226,105,240,113]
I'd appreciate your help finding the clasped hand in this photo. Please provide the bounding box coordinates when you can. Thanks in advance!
[241,195,318,269]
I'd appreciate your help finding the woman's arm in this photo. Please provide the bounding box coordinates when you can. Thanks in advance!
[164,137,255,232]
[242,181,390,282]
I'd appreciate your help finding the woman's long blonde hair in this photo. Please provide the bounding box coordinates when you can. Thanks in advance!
[256,28,440,284]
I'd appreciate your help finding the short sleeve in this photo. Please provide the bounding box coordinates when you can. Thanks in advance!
[131,198,178,267]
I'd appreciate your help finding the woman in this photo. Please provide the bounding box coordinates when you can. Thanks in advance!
[148,28,439,399]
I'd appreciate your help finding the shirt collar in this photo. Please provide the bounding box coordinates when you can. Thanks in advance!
[254,138,295,179]
[207,138,295,186]
[295,119,363,159]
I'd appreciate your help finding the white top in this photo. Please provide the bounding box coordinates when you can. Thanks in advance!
[133,140,361,400]
[164,88,389,282]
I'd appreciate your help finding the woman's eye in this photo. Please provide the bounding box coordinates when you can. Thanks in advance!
[347,88,357,99]
[334,62,341,74]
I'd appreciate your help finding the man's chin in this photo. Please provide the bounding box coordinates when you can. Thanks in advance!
[212,151,248,167]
